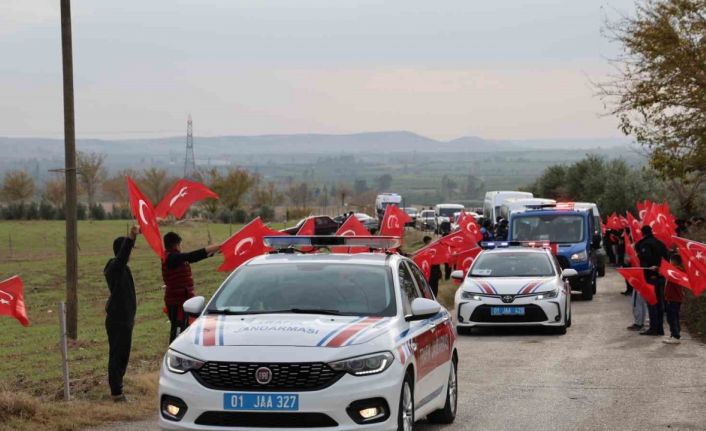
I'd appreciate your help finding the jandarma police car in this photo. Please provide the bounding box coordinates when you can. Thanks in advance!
[453,242,576,335]
[159,236,458,431]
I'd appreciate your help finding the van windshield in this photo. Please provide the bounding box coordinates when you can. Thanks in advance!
[512,215,585,243]
[438,207,461,217]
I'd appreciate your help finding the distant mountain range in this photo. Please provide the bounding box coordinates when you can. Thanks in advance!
[0,131,632,160]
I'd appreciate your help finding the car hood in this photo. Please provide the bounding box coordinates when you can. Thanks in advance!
[463,277,557,295]
[174,314,395,349]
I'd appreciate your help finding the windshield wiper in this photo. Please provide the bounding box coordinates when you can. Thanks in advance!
[206,309,272,315]
[275,308,344,316]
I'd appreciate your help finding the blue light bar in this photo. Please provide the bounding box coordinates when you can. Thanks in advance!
[480,241,551,250]
[479,241,510,249]
[264,236,401,251]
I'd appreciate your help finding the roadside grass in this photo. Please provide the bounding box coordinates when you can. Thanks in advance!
[0,221,451,430]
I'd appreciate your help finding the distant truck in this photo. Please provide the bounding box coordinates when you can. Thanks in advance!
[508,206,601,300]
[375,193,402,219]
[483,191,534,224]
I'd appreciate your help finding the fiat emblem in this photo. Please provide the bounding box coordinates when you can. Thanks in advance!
[255,367,273,385]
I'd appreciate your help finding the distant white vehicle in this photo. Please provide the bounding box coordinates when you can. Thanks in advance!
[498,198,556,221]
[450,211,480,232]
[434,204,465,234]
[375,193,402,219]
[483,191,533,224]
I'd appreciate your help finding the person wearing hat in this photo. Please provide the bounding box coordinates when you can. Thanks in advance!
[162,232,221,342]
[634,225,669,336]
[103,225,140,402]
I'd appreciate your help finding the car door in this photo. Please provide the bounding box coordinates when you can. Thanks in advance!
[405,261,454,404]
[397,262,438,406]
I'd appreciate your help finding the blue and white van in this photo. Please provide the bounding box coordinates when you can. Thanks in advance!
[508,207,601,300]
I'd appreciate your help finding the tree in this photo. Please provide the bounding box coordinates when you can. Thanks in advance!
[253,181,283,209]
[1,170,35,204]
[102,169,138,208]
[217,168,255,211]
[353,179,369,195]
[598,0,706,184]
[374,174,393,192]
[139,167,173,204]
[43,175,66,209]
[77,151,106,211]
[288,182,311,209]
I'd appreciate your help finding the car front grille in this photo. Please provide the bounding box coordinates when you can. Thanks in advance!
[193,362,344,392]
[195,412,339,428]
[470,304,548,323]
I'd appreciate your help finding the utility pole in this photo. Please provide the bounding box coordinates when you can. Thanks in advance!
[184,114,196,179]
[61,0,79,340]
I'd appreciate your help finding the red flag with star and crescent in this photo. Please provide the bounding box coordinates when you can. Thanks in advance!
[624,231,640,267]
[412,248,435,280]
[673,237,706,296]
[0,275,29,327]
[154,179,219,220]
[127,176,165,259]
[616,268,657,305]
[659,259,692,291]
[455,212,483,244]
[219,218,285,272]
[380,205,411,238]
[331,215,371,253]
[454,247,482,273]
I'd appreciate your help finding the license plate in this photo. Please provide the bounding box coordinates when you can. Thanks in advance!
[491,307,525,316]
[223,393,299,411]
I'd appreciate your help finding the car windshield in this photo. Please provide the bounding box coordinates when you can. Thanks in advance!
[438,207,461,217]
[470,252,555,277]
[512,214,585,243]
[420,211,434,218]
[207,263,396,316]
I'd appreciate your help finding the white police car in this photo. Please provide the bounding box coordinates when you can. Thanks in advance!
[159,236,458,431]
[453,242,576,335]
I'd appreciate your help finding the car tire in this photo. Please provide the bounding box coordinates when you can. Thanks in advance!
[581,279,594,301]
[427,357,458,424]
[456,326,473,336]
[397,372,415,431]
[553,322,567,335]
[566,302,572,328]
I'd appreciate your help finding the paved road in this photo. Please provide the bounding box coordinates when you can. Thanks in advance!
[89,269,706,431]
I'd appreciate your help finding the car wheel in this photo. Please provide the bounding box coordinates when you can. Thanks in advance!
[456,326,473,335]
[397,373,415,431]
[427,357,458,424]
[566,300,572,328]
[581,279,594,301]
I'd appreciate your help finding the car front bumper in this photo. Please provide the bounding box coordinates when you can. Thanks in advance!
[455,295,565,328]
[158,362,403,431]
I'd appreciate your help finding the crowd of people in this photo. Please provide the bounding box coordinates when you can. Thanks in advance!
[605,223,689,345]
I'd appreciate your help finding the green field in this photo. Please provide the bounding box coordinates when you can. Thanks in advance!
[0,220,449,430]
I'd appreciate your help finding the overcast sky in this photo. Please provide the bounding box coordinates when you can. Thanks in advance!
[0,0,636,140]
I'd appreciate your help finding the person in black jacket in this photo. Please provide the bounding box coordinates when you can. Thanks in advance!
[635,225,669,336]
[104,225,140,402]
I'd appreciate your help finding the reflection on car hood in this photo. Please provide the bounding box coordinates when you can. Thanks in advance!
[179,314,394,348]
[464,277,557,295]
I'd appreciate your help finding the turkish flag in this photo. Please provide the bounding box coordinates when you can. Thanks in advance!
[636,200,652,221]
[673,237,706,265]
[642,202,677,247]
[154,179,219,220]
[127,176,165,259]
[412,249,434,280]
[606,213,623,231]
[675,241,706,296]
[380,205,411,238]
[455,212,483,244]
[440,229,476,254]
[626,212,643,242]
[218,218,284,272]
[454,247,482,273]
[0,275,29,327]
[624,232,640,267]
[332,216,371,253]
[616,268,657,305]
[659,259,692,291]
[296,217,316,235]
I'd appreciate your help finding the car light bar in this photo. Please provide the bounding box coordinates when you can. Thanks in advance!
[264,236,401,251]
[480,241,552,250]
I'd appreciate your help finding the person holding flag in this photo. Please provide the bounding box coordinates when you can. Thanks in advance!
[663,254,686,344]
[635,225,669,336]
[103,224,140,402]
[422,236,443,297]
[162,232,222,342]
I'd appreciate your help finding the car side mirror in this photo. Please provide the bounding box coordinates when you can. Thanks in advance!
[591,234,601,249]
[183,296,205,315]
[407,298,441,321]
[451,270,465,286]
[561,269,578,279]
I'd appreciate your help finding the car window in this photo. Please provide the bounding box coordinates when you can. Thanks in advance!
[406,261,435,300]
[208,263,396,316]
[398,262,421,315]
[470,252,555,277]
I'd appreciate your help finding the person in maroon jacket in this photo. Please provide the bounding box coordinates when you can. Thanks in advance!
[162,232,221,342]
[664,254,685,345]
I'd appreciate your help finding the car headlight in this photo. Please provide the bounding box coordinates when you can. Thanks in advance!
[535,288,560,300]
[461,291,483,300]
[570,251,588,262]
[328,352,393,376]
[166,350,205,374]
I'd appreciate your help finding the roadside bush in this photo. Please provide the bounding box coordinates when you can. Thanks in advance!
[90,204,106,220]
[254,205,275,222]
[77,203,87,220]
[25,202,39,220]
[38,201,55,219]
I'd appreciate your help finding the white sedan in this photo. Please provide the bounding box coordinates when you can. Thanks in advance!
[453,244,575,335]
[159,237,458,431]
